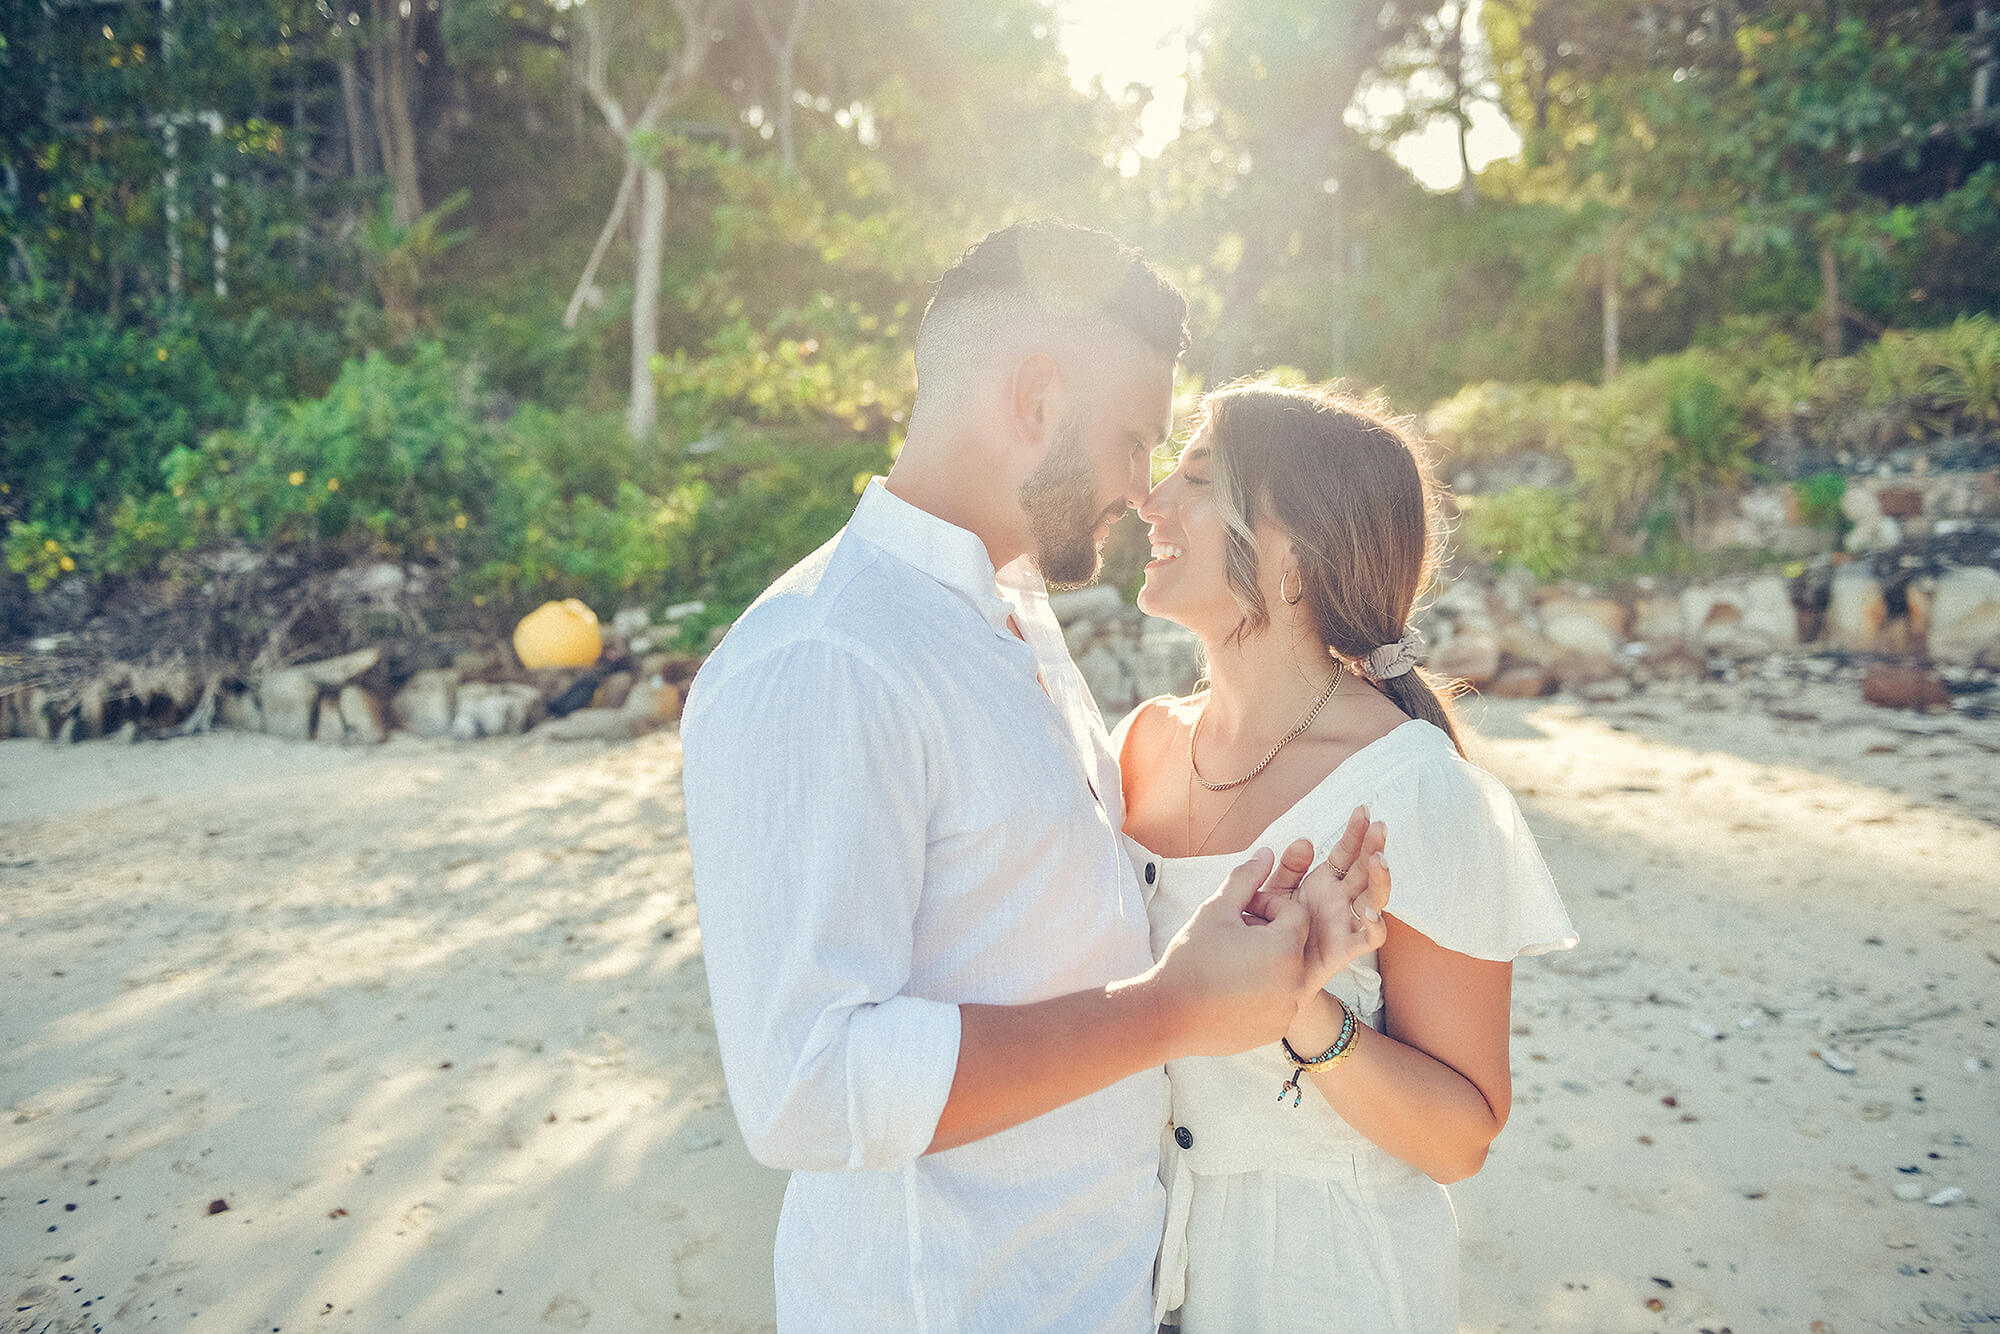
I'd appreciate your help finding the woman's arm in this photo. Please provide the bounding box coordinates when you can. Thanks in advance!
[1287,916,1513,1184]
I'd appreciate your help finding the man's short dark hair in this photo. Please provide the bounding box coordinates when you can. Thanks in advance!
[914,221,1189,400]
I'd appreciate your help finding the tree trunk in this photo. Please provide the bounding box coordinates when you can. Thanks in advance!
[1448,0,1475,210]
[1819,238,1842,357]
[753,0,809,173]
[339,54,375,177]
[1975,5,1994,114]
[564,162,638,328]
[368,0,423,226]
[775,48,797,172]
[627,165,667,440]
[1602,243,1621,382]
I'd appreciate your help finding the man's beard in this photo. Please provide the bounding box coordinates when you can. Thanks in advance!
[1020,413,1113,589]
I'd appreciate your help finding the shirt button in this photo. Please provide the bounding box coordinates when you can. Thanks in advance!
[1144,862,1157,885]
[1174,1125,1193,1150]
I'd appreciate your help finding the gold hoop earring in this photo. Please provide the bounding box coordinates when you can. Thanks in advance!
[1280,569,1303,606]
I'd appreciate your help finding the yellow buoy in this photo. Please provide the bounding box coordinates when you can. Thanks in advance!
[513,598,603,669]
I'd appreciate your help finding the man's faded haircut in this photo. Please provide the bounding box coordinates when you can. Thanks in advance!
[913,220,1190,405]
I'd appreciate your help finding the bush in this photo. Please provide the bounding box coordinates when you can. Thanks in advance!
[1457,487,1594,581]
[1423,380,1575,465]
[1925,313,2000,436]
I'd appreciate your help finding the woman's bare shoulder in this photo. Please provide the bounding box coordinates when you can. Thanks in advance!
[1115,692,1201,771]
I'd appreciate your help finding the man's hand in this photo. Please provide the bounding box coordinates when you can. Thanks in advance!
[1145,842,1328,1058]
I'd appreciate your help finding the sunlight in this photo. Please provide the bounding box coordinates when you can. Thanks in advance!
[1057,0,1203,165]
[1058,0,1525,188]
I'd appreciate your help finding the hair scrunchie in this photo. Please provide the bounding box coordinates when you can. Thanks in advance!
[1362,627,1424,681]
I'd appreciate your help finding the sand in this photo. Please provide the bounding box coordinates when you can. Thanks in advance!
[2,682,1995,1333]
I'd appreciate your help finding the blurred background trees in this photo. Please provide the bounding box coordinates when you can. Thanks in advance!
[3,0,1996,636]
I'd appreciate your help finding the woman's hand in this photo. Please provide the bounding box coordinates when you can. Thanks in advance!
[1296,810,1390,989]
[1244,807,1390,986]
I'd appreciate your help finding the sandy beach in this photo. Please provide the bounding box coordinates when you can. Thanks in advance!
[3,683,1996,1332]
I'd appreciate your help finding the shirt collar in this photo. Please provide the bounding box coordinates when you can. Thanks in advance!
[850,478,1044,632]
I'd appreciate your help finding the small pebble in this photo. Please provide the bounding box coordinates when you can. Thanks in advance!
[1820,1047,1857,1074]
[1894,1182,1926,1201]
[1691,1022,1723,1041]
[1925,1187,1966,1207]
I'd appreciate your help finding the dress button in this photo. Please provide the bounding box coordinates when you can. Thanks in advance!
[1144,862,1157,885]
[1174,1125,1193,1150]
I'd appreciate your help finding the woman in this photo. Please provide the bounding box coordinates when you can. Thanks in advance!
[1114,380,1576,1331]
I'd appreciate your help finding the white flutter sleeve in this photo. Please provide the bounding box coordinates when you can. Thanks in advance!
[1357,729,1577,962]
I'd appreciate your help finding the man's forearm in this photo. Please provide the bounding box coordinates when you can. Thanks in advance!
[925,974,1180,1154]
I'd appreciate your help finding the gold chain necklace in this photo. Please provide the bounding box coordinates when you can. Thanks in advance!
[1186,664,1344,793]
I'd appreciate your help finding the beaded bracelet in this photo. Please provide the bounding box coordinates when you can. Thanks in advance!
[1277,997,1358,1108]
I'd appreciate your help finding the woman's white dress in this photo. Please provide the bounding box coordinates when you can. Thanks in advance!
[1118,717,1577,1332]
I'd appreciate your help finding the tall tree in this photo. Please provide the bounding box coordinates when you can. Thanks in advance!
[570,0,734,440]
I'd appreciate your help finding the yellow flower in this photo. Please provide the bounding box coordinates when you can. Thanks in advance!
[59,556,76,572]
[43,538,59,553]
[453,513,468,529]
[288,470,305,486]
[155,346,168,361]
[326,477,340,492]
[68,193,83,210]
[472,594,487,607]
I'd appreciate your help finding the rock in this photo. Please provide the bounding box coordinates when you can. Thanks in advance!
[1894,1181,1927,1202]
[337,684,388,744]
[295,647,382,689]
[1428,629,1501,686]
[593,670,636,711]
[1926,567,2000,666]
[1686,576,1801,656]
[1925,1187,1966,1207]
[22,686,58,741]
[313,694,345,745]
[1634,645,1707,683]
[1862,664,1951,711]
[215,681,263,732]
[535,707,638,742]
[1552,651,1624,688]
[1574,675,1632,703]
[391,669,460,738]
[1076,642,1140,716]
[1049,585,1124,625]
[622,679,683,729]
[1496,621,1560,668]
[1824,568,1888,652]
[1489,665,1556,698]
[613,607,653,637]
[451,682,542,739]
[1539,596,1626,658]
[1133,622,1203,700]
[259,668,322,740]
[1876,485,1923,518]
[1633,595,1685,644]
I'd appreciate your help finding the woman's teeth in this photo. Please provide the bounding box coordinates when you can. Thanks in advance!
[1150,542,1183,562]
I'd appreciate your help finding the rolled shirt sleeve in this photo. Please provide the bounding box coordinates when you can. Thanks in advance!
[684,637,962,1173]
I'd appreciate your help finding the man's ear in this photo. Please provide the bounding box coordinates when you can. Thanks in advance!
[1008,352,1066,465]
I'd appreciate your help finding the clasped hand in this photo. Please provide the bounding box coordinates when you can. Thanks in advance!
[1150,806,1391,1059]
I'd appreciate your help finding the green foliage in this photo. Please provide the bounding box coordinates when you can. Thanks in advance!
[160,342,493,555]
[1924,314,2000,435]
[1423,380,1576,464]
[1457,487,1593,581]
[1792,471,1848,535]
[3,520,83,593]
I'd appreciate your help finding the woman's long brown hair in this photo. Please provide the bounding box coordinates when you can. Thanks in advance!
[1198,378,1466,755]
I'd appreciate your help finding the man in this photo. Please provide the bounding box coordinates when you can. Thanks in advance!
[683,221,1382,1332]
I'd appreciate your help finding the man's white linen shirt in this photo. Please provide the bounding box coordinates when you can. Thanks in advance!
[682,480,1168,1333]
